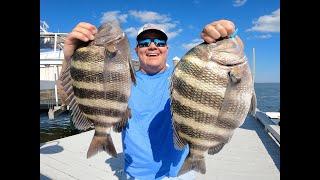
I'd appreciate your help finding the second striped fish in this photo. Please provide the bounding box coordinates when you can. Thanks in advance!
[170,38,256,175]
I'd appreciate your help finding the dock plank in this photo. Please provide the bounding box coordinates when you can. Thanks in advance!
[40,116,279,180]
[255,111,280,143]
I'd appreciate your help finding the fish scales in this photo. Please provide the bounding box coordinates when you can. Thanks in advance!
[171,99,240,129]
[60,20,136,158]
[170,38,256,175]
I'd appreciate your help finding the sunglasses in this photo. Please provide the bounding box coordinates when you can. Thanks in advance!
[137,38,167,48]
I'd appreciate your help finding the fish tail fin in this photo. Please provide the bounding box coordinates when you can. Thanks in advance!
[179,155,206,175]
[87,133,117,158]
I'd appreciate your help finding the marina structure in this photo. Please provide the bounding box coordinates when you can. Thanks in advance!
[40,20,68,119]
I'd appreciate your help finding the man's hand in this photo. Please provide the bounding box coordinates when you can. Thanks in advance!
[201,19,243,49]
[63,22,98,62]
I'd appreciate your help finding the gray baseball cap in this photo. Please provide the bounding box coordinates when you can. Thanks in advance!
[136,24,168,41]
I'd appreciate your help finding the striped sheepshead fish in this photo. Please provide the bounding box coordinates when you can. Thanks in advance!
[170,38,256,175]
[59,20,136,158]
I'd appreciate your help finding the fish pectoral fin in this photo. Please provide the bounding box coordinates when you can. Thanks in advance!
[128,58,137,85]
[172,121,187,150]
[208,143,226,155]
[248,90,257,117]
[113,107,131,133]
[228,69,242,83]
[104,44,118,59]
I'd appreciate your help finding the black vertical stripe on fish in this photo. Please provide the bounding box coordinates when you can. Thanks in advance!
[70,67,128,83]
[174,121,228,142]
[171,99,240,129]
[216,117,242,129]
[72,87,128,102]
[207,143,226,155]
[171,99,217,124]
[189,144,210,151]
[172,77,224,108]
[94,131,109,137]
[88,118,115,128]
[72,48,104,62]
[78,104,126,117]
[177,57,228,84]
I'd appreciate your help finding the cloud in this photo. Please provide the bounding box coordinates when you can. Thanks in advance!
[129,10,171,23]
[233,0,247,7]
[257,34,272,39]
[188,25,194,29]
[182,38,204,50]
[246,9,280,32]
[124,27,139,38]
[100,11,128,24]
[100,10,182,39]
[247,34,272,40]
[166,28,183,39]
[126,11,182,39]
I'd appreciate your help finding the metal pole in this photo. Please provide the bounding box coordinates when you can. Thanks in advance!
[54,65,59,107]
[252,48,255,82]
[54,33,57,52]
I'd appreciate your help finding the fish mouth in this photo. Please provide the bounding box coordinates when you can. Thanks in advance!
[214,60,245,67]
[213,55,247,67]
[94,32,125,46]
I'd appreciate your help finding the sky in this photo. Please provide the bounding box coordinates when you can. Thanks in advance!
[40,0,280,83]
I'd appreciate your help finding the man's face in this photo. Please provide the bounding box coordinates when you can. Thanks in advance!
[135,32,168,74]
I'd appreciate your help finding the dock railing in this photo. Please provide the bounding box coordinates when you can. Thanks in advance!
[254,108,280,145]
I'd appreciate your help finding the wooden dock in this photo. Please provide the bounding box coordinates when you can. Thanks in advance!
[40,114,280,180]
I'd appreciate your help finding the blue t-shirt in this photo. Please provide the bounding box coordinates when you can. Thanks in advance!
[122,67,189,179]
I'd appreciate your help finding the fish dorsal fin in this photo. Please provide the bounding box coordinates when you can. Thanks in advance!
[59,62,93,130]
[172,121,187,149]
[128,59,137,85]
[169,74,187,149]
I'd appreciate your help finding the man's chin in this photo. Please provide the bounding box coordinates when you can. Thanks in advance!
[141,64,166,74]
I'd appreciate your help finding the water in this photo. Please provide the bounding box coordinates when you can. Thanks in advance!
[40,83,280,143]
[40,110,85,143]
[254,83,280,112]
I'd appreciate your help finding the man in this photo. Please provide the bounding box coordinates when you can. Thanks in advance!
[61,19,243,179]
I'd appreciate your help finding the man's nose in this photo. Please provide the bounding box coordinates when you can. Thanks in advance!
[148,42,157,49]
